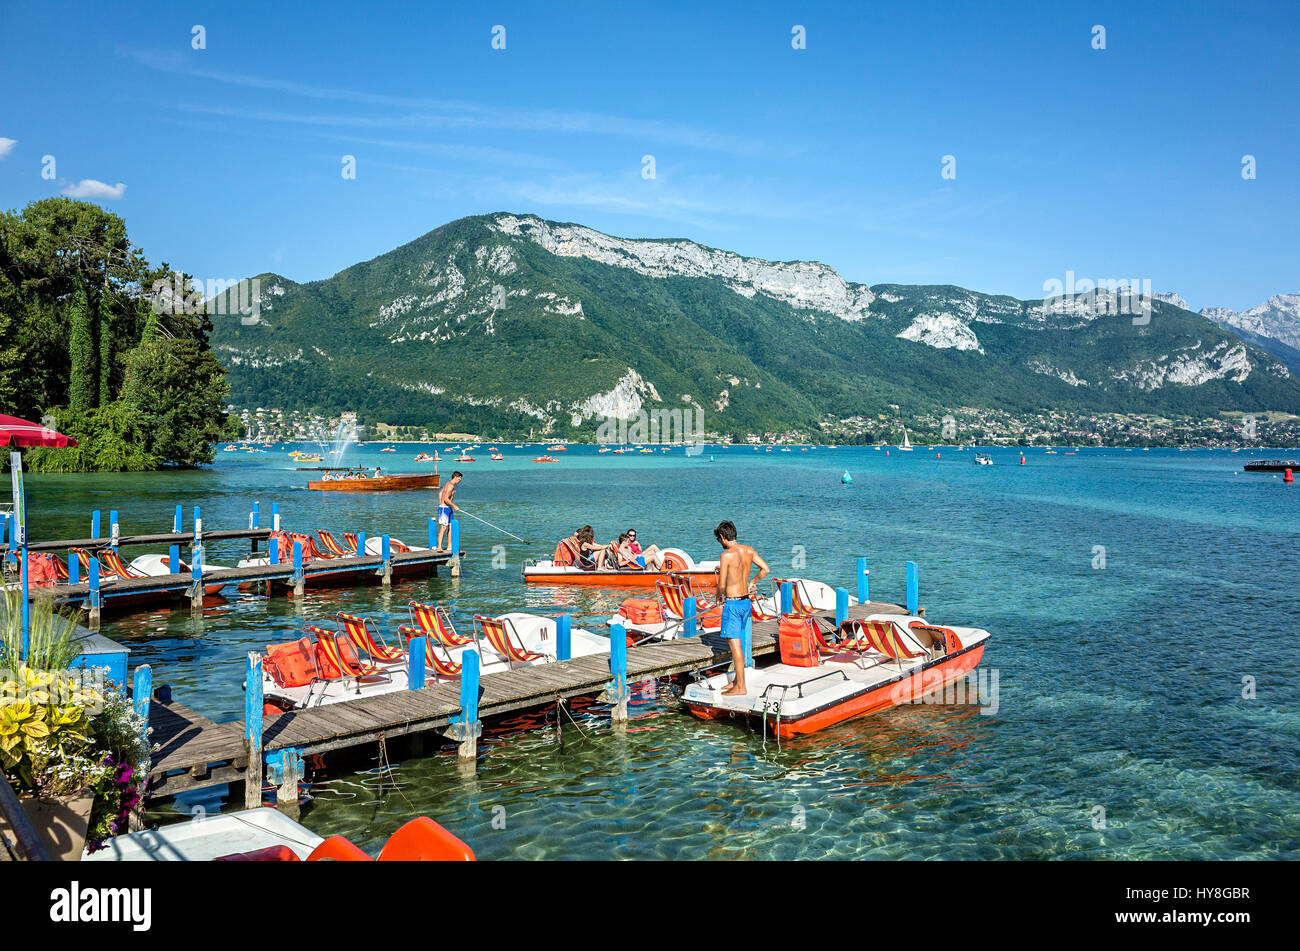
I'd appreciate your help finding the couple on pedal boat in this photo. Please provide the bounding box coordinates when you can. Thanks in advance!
[569,525,664,570]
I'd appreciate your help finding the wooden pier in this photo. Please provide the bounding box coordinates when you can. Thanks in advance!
[140,598,908,804]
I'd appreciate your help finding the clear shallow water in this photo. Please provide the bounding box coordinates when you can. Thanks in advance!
[24,444,1300,859]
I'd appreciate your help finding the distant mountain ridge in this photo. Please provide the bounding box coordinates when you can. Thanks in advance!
[210,213,1300,437]
[1198,293,1300,375]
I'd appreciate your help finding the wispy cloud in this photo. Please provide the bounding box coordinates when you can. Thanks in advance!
[122,48,779,157]
[0,138,15,159]
[63,179,127,200]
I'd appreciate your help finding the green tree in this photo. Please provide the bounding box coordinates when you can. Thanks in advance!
[67,279,95,410]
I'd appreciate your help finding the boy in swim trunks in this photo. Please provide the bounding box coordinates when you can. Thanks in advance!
[436,471,463,552]
[714,520,769,696]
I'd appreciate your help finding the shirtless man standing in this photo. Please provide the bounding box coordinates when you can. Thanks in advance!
[436,471,463,552]
[714,520,769,696]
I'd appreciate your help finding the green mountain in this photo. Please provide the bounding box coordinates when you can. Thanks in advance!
[210,213,1300,438]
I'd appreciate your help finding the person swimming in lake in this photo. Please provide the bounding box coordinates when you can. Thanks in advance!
[714,519,769,697]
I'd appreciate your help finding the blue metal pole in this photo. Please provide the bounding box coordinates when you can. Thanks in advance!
[683,595,698,638]
[88,559,100,613]
[428,516,436,551]
[173,504,182,534]
[356,531,366,556]
[381,534,390,570]
[192,544,203,585]
[906,561,919,615]
[192,505,202,539]
[742,612,752,667]
[251,501,260,529]
[109,510,119,550]
[133,665,152,725]
[460,649,480,724]
[780,580,793,614]
[557,614,572,660]
[271,502,280,532]
[836,587,849,627]
[610,623,628,700]
[408,636,426,690]
[449,517,460,555]
[91,509,101,540]
[857,557,869,603]
[68,553,79,585]
[19,550,29,659]
[169,544,181,574]
[269,536,279,565]
[293,540,303,580]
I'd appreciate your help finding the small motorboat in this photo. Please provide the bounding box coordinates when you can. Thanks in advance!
[258,611,610,711]
[682,612,992,738]
[525,546,720,587]
[547,444,568,451]
[380,447,397,452]
[85,810,474,862]
[1244,459,1300,472]
[309,470,440,491]
[975,453,993,466]
[532,455,559,463]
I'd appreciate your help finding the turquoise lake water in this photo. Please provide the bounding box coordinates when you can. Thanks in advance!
[22,443,1300,859]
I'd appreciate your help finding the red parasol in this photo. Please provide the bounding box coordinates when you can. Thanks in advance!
[0,414,78,448]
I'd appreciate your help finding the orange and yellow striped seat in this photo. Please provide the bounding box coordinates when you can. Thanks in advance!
[853,619,926,664]
[656,581,722,629]
[474,615,544,668]
[336,613,404,663]
[312,626,391,684]
[317,529,353,556]
[406,601,474,646]
[343,532,360,554]
[97,547,143,579]
[397,627,464,679]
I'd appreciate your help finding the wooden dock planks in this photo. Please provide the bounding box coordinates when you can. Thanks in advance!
[141,599,906,801]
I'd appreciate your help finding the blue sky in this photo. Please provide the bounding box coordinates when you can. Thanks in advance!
[1,1,1296,311]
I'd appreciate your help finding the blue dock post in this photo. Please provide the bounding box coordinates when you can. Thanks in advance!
[67,552,79,585]
[683,595,698,638]
[449,517,461,578]
[132,665,152,726]
[408,636,426,691]
[87,558,101,627]
[271,502,281,532]
[380,534,392,586]
[269,536,279,565]
[608,623,629,721]
[557,614,572,661]
[906,561,919,615]
[109,510,119,550]
[190,543,204,609]
[193,505,202,540]
[453,649,482,763]
[291,540,304,598]
[780,580,793,615]
[173,504,182,534]
[91,509,101,540]
[244,650,264,808]
[356,531,366,557]
[251,500,260,529]
[857,557,870,604]
[836,587,849,628]
[428,516,436,552]
[169,544,181,575]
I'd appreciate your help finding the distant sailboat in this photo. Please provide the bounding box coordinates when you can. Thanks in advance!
[898,427,914,451]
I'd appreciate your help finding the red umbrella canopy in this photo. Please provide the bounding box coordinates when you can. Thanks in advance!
[0,414,78,448]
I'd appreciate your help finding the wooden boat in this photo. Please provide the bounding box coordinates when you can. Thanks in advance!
[525,547,720,587]
[682,613,992,738]
[309,471,440,491]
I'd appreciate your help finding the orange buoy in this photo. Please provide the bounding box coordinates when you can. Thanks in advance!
[1020,455,1026,466]
[886,449,890,456]
[1286,468,1295,483]
[936,452,941,459]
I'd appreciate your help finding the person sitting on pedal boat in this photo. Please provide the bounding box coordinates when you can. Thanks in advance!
[621,529,664,570]
[575,525,607,570]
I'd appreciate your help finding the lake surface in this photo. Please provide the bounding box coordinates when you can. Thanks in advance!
[23,443,1300,859]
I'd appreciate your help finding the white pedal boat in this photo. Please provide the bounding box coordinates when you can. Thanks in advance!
[682,613,991,738]
[260,612,611,711]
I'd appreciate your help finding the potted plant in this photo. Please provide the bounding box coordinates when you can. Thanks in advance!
[0,593,151,860]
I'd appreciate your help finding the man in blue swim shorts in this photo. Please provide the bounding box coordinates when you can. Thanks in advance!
[436,470,463,552]
[714,520,769,697]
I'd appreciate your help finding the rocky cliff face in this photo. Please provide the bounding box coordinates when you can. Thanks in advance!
[1202,294,1300,351]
